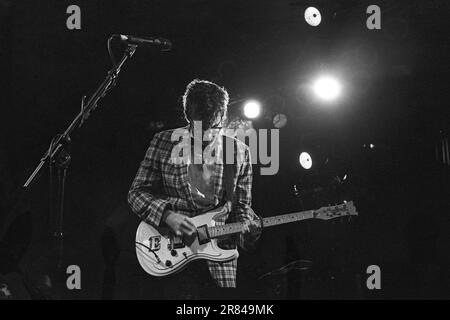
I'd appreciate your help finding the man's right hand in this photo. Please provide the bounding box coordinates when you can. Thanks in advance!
[162,210,196,237]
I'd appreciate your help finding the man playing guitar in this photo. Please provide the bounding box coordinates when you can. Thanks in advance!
[128,79,261,299]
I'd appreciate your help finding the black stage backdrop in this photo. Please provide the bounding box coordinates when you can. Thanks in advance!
[0,0,449,299]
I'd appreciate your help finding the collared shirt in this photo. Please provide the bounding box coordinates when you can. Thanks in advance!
[187,161,218,210]
[187,128,222,210]
[128,127,255,287]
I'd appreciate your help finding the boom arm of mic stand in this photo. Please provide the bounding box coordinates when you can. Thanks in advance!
[23,44,137,189]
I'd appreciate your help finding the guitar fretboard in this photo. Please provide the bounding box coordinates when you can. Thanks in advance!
[207,210,315,239]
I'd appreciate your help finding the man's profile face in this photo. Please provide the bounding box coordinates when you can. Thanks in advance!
[190,110,225,132]
[208,111,225,130]
[183,79,229,131]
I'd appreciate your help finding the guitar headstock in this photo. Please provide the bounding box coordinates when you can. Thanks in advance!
[314,201,358,220]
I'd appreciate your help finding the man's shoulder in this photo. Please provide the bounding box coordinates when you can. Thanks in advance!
[222,134,249,152]
[147,127,189,155]
[153,126,190,142]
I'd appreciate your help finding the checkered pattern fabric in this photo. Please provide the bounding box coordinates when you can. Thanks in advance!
[128,127,256,288]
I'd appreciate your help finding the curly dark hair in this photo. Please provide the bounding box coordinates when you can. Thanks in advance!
[182,79,229,129]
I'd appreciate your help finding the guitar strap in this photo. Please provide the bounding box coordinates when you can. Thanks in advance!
[222,135,235,208]
[221,135,263,244]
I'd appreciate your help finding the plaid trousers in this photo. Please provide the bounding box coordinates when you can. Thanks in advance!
[128,127,256,288]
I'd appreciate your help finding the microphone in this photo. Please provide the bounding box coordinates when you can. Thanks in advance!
[117,34,172,51]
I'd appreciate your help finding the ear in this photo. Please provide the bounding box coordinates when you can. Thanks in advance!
[221,110,227,123]
[217,110,227,127]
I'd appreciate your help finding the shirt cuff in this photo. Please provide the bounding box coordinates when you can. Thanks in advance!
[144,198,171,227]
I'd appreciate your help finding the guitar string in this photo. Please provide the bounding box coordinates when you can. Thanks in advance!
[207,212,314,237]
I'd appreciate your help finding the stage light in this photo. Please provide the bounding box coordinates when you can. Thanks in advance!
[304,7,321,27]
[313,76,342,101]
[272,113,287,128]
[299,152,312,169]
[243,100,261,119]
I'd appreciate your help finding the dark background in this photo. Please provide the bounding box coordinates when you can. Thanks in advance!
[0,0,449,299]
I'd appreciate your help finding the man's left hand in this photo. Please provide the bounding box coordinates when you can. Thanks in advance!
[242,219,262,238]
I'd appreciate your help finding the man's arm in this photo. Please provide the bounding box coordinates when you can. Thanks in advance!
[128,132,171,227]
[128,132,198,236]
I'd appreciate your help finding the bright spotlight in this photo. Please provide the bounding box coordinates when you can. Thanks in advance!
[313,76,342,101]
[304,7,321,27]
[243,100,261,119]
[299,152,312,169]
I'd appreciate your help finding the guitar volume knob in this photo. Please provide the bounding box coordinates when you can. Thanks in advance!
[165,260,172,267]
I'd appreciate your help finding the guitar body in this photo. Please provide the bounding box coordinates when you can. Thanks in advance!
[135,206,238,277]
[135,201,358,278]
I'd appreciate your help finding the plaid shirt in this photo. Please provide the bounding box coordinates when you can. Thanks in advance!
[128,127,256,288]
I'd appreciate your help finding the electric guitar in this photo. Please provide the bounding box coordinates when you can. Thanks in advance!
[135,201,358,277]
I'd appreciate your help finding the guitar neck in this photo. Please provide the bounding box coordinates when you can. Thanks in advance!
[262,210,315,228]
[207,210,315,239]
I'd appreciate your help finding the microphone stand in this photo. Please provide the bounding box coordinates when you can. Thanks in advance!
[22,43,138,269]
